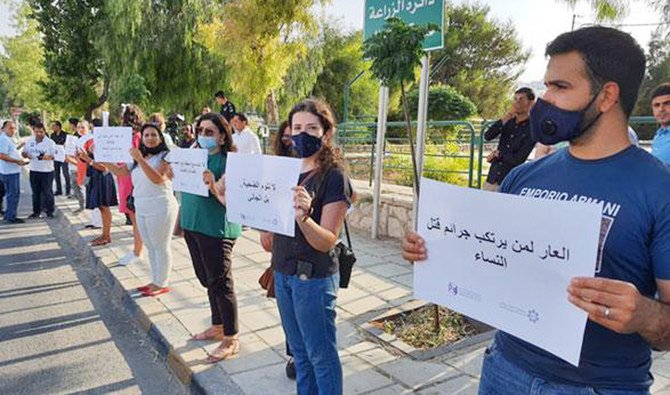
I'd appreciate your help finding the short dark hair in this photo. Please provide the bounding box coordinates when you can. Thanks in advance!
[234,113,248,124]
[545,26,646,117]
[515,87,535,101]
[68,117,79,126]
[92,118,103,127]
[52,120,62,128]
[1,120,12,129]
[214,90,226,99]
[651,83,670,100]
[33,122,45,130]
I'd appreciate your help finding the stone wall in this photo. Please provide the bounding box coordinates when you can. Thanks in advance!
[348,179,414,239]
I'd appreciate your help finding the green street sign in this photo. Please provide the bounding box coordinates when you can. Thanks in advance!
[364,0,445,51]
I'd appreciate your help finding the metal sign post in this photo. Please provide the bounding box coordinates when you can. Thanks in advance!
[372,85,389,239]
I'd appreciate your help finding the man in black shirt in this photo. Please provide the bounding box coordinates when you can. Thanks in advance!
[49,121,70,196]
[214,90,236,122]
[483,87,536,191]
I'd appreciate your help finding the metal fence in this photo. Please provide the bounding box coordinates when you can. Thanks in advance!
[324,116,660,190]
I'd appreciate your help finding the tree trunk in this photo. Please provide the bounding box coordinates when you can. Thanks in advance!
[85,75,111,121]
[400,80,420,195]
[265,89,279,126]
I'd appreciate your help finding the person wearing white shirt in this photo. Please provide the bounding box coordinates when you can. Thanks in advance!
[22,122,56,218]
[0,121,26,223]
[231,113,262,155]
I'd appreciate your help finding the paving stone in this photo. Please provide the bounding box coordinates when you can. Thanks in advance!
[230,361,296,395]
[342,355,395,394]
[442,346,486,378]
[346,342,398,367]
[340,295,388,316]
[220,332,285,375]
[363,384,411,394]
[377,358,461,390]
[366,263,412,279]
[391,273,413,288]
[416,374,479,394]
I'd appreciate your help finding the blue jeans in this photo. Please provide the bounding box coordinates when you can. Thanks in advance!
[479,340,650,395]
[274,271,342,395]
[1,173,20,221]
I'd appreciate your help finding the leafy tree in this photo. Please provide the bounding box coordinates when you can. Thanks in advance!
[430,3,529,119]
[28,0,107,119]
[364,17,437,194]
[312,28,378,122]
[97,0,226,116]
[197,0,326,124]
[559,0,670,22]
[0,3,49,112]
[407,84,477,121]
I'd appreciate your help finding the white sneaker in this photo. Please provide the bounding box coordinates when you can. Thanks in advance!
[119,252,142,266]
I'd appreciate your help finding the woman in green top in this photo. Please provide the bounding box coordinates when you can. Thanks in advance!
[177,112,241,362]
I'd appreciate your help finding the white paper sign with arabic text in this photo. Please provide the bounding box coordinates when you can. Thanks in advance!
[92,127,133,163]
[166,148,209,197]
[414,178,602,366]
[225,153,302,236]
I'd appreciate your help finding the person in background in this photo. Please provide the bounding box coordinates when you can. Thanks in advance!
[650,82,670,163]
[230,112,262,155]
[65,121,88,213]
[22,122,56,219]
[104,123,178,297]
[179,124,196,148]
[148,112,175,148]
[0,120,26,223]
[78,130,118,246]
[483,88,536,191]
[68,117,79,134]
[50,121,71,196]
[117,105,145,266]
[214,91,236,122]
[177,112,241,362]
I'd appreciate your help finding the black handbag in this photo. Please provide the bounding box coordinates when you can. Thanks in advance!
[314,168,356,288]
[335,220,356,288]
[126,190,135,213]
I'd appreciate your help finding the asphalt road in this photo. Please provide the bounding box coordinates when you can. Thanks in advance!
[0,175,187,395]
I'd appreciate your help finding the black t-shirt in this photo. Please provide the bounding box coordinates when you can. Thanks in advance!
[272,167,350,278]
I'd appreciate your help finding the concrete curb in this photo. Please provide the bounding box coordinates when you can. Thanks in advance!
[54,206,245,395]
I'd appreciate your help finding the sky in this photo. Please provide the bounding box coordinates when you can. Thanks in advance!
[0,1,663,83]
[323,0,663,82]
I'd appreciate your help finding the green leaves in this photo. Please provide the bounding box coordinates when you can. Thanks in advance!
[363,17,437,87]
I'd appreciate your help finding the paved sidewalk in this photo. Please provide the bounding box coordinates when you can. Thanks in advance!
[50,195,670,394]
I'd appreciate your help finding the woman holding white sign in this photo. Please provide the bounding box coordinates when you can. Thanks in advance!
[175,112,242,363]
[103,123,178,297]
[269,99,350,395]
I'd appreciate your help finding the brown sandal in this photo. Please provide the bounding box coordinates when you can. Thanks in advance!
[191,326,224,341]
[207,336,240,363]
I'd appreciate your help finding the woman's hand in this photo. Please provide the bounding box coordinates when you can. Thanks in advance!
[78,150,91,163]
[260,231,274,252]
[203,170,216,192]
[159,161,174,180]
[293,186,312,221]
[214,175,226,197]
[129,147,143,162]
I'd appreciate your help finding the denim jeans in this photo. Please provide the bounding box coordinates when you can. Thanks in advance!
[274,271,342,395]
[479,340,650,395]
[0,173,20,221]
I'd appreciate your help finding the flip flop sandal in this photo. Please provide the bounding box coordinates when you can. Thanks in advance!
[91,238,111,246]
[207,337,240,363]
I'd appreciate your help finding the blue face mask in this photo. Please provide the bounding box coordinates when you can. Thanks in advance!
[291,133,323,158]
[530,95,603,145]
[198,136,218,150]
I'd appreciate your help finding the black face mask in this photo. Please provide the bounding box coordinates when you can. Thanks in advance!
[142,145,164,155]
[530,91,603,145]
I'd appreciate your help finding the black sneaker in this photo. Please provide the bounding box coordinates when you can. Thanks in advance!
[54,191,62,196]
[27,213,41,219]
[5,218,25,224]
[46,213,55,219]
[285,357,296,380]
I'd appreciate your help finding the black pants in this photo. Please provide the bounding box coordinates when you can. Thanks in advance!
[29,171,55,216]
[184,230,238,336]
[54,161,70,194]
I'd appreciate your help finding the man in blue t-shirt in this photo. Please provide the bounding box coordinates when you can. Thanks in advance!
[402,27,670,393]
[651,83,670,164]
